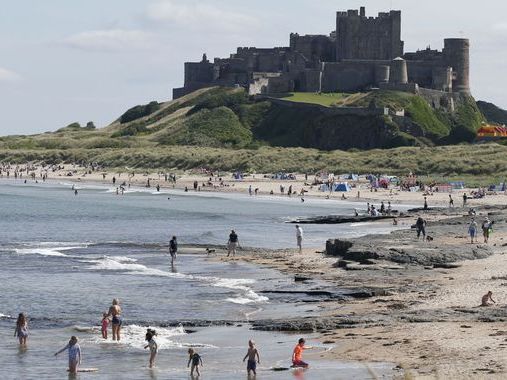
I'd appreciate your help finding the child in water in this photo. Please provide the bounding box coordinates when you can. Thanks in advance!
[292,338,309,368]
[144,329,158,368]
[55,336,82,374]
[101,312,109,339]
[242,339,260,376]
[14,313,28,346]
[187,348,203,377]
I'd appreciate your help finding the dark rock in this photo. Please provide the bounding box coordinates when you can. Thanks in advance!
[290,215,395,224]
[433,263,461,269]
[326,239,353,256]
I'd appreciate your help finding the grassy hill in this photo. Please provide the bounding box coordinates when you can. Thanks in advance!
[0,86,504,182]
[477,101,507,125]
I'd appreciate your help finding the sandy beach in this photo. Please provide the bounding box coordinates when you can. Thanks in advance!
[5,163,507,209]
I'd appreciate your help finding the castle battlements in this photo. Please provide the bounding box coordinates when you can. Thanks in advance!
[173,7,470,99]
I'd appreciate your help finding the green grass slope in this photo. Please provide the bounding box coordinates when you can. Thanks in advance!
[477,101,507,125]
[0,86,495,179]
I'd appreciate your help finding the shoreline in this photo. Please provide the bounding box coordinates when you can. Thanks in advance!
[3,164,506,208]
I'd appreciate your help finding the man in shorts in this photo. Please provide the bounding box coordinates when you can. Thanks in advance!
[227,230,239,257]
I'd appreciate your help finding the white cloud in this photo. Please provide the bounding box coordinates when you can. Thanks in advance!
[63,29,156,52]
[0,67,21,82]
[146,1,259,33]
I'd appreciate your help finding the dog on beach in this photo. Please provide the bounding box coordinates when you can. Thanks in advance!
[426,235,434,242]
[206,248,216,255]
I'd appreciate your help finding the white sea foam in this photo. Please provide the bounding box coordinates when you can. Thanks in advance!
[85,257,269,305]
[14,245,84,257]
[0,313,12,319]
[12,242,88,257]
[85,324,214,350]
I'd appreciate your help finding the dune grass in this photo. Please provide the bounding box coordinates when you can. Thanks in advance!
[1,143,507,186]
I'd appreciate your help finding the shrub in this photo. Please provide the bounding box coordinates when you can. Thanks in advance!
[120,101,160,124]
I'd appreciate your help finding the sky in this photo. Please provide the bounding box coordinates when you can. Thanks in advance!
[1,0,506,135]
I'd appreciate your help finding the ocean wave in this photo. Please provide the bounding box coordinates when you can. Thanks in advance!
[14,246,84,257]
[83,324,216,350]
[84,257,268,305]
[0,313,13,319]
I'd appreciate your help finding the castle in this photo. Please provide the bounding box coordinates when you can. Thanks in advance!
[173,7,470,99]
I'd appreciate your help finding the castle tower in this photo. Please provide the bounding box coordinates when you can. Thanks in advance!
[390,57,408,84]
[336,8,404,61]
[443,38,470,94]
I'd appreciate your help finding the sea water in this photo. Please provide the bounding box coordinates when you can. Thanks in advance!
[0,180,402,379]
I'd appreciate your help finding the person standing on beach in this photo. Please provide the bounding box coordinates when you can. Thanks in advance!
[296,225,303,254]
[169,236,178,264]
[468,219,478,244]
[14,313,28,346]
[449,194,454,208]
[423,197,428,210]
[463,193,467,207]
[243,339,260,377]
[107,299,122,341]
[415,217,426,240]
[54,336,81,374]
[227,230,239,257]
[482,218,493,243]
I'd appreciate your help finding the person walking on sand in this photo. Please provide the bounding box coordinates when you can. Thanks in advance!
[107,298,122,341]
[292,338,309,368]
[481,291,496,306]
[296,225,303,254]
[227,230,239,257]
[463,193,467,207]
[468,219,478,244]
[243,339,260,377]
[187,348,203,377]
[449,194,454,208]
[169,236,178,264]
[54,336,81,374]
[415,216,426,240]
[482,217,493,244]
[14,313,28,346]
[144,329,158,368]
[423,196,428,210]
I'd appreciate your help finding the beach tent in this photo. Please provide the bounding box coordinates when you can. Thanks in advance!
[335,182,352,192]
[340,174,359,181]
